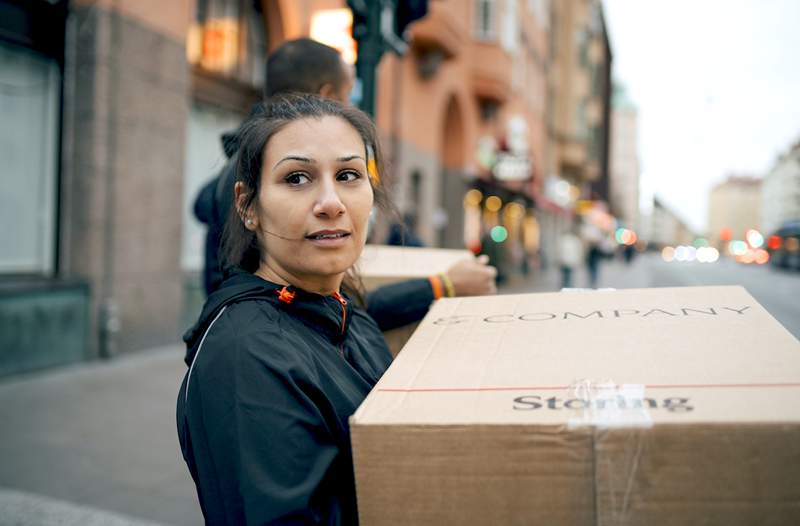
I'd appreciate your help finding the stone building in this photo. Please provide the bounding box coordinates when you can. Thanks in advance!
[761,141,800,235]
[708,176,762,247]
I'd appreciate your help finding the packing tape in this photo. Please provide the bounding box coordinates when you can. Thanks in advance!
[566,379,654,429]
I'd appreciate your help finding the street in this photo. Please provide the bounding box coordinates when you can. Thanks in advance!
[503,253,800,340]
[0,256,798,526]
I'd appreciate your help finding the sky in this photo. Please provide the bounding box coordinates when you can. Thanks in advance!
[602,0,800,234]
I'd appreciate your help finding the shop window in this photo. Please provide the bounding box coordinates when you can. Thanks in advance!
[0,40,60,274]
[187,0,267,114]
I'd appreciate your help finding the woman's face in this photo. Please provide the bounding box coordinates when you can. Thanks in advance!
[246,116,374,290]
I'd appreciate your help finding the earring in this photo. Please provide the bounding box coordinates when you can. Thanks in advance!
[246,218,254,226]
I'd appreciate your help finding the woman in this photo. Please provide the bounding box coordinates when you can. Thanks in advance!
[177,94,393,525]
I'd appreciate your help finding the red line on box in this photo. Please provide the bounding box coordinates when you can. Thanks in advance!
[377,382,800,393]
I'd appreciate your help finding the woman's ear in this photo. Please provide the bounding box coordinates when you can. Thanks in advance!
[234,181,258,231]
[318,82,336,100]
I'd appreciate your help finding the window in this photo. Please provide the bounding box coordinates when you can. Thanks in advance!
[0,41,60,274]
[501,0,518,53]
[187,0,267,113]
[182,0,269,271]
[181,102,244,272]
[475,0,497,41]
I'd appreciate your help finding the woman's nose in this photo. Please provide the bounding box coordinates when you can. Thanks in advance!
[313,179,346,218]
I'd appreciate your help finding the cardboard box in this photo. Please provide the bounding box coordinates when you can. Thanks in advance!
[351,286,800,525]
[357,245,474,291]
[358,245,474,356]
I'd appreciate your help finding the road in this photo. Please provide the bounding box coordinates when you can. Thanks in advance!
[503,252,800,339]
[647,255,800,338]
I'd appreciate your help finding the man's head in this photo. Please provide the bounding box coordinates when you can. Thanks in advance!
[265,38,354,104]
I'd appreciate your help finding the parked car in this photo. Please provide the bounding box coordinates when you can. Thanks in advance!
[768,219,800,270]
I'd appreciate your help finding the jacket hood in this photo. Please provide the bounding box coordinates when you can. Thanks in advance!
[183,271,354,366]
[183,271,274,365]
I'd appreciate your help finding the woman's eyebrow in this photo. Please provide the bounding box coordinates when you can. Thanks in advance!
[273,155,314,170]
[337,155,365,163]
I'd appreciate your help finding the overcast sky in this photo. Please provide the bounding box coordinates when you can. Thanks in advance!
[602,0,800,233]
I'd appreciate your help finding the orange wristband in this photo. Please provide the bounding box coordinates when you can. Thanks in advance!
[429,275,444,300]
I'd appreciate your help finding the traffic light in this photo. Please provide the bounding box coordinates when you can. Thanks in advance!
[347,0,428,115]
[348,0,428,52]
[394,0,428,40]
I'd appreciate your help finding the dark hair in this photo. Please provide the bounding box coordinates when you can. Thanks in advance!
[222,94,391,296]
[265,38,346,98]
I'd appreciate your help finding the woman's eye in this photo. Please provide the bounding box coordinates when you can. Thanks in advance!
[285,172,311,186]
[337,170,361,182]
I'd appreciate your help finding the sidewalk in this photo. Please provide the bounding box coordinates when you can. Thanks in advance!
[0,346,202,526]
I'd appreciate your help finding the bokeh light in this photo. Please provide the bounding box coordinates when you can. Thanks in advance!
[746,229,764,248]
[729,240,748,256]
[736,250,755,264]
[754,249,769,264]
[767,235,782,250]
[696,247,720,263]
[662,246,675,262]
[693,238,709,248]
[504,202,525,218]
[615,228,637,245]
[485,195,502,213]
[464,189,482,207]
[490,225,508,242]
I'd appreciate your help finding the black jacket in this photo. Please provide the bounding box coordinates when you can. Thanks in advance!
[177,272,393,525]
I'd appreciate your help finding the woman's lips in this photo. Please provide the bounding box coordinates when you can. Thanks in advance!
[305,230,351,247]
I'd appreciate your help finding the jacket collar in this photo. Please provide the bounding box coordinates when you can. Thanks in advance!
[184,271,353,365]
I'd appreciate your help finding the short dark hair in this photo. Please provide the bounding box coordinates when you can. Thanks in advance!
[223,94,391,284]
[265,38,345,98]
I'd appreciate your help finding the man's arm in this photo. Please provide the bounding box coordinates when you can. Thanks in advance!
[365,256,497,331]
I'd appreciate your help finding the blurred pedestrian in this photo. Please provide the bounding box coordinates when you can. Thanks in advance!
[178,95,394,524]
[193,38,496,334]
[581,221,604,288]
[623,242,636,264]
[558,227,583,289]
[386,213,424,247]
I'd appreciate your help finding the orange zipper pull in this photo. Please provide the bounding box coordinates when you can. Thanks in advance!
[332,292,347,335]
[276,286,296,304]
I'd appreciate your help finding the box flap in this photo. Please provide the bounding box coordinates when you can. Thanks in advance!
[353,286,800,426]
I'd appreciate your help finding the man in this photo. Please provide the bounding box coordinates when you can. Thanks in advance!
[194,38,496,331]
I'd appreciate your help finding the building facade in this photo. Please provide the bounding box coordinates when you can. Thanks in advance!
[762,141,800,235]
[608,83,640,233]
[2,0,194,375]
[650,197,695,248]
[708,176,762,247]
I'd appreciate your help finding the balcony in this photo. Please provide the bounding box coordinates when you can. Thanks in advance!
[470,42,512,104]
[409,3,466,60]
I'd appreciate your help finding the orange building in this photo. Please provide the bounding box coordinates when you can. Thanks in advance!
[284,0,554,280]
